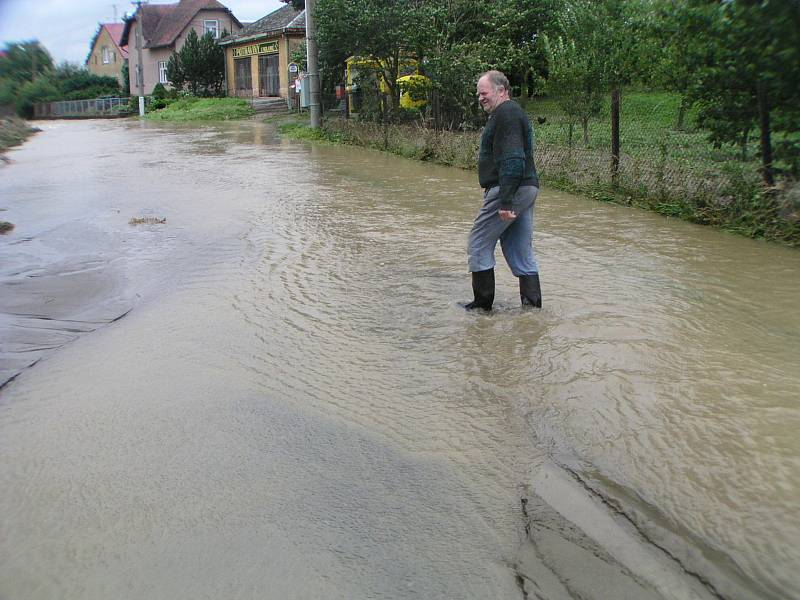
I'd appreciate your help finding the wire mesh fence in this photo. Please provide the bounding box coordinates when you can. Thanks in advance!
[526,90,772,218]
[33,97,134,119]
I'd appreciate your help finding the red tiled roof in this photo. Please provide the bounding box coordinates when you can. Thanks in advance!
[104,23,129,58]
[86,22,129,64]
[121,0,241,49]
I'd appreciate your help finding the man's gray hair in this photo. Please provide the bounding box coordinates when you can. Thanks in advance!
[480,70,510,92]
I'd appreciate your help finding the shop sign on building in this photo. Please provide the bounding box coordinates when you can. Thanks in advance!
[232,41,279,58]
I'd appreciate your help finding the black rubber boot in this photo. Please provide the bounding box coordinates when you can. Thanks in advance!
[519,273,542,308]
[464,268,495,311]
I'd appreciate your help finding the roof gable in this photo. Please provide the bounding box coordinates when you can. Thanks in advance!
[219,5,304,45]
[86,23,129,65]
[121,0,241,49]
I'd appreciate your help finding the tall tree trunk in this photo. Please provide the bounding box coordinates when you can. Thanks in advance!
[520,67,533,108]
[676,96,688,131]
[740,128,749,161]
[756,80,774,187]
[611,86,621,187]
[433,89,441,131]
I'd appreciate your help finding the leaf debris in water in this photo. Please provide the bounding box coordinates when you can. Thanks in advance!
[129,216,167,225]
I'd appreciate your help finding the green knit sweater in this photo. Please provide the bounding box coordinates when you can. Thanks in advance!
[477,100,538,209]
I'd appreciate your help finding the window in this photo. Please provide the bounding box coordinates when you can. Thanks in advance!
[159,61,169,84]
[234,57,252,92]
[102,46,111,64]
[204,20,220,38]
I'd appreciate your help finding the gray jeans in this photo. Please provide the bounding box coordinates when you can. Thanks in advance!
[467,185,539,275]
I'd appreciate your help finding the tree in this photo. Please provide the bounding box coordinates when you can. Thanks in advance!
[678,0,800,185]
[166,29,226,97]
[1,56,119,117]
[316,0,424,115]
[479,0,563,103]
[0,40,53,82]
[553,0,650,184]
[14,77,60,117]
[0,40,54,113]
[649,0,702,130]
[414,0,493,128]
[545,35,604,147]
[53,62,119,99]
[121,61,130,96]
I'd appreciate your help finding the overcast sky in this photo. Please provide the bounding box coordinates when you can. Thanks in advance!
[0,0,286,65]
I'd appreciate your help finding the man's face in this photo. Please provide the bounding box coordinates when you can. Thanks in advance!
[477,76,507,113]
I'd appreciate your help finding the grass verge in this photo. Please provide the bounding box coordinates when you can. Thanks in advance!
[145,97,255,121]
[0,115,38,154]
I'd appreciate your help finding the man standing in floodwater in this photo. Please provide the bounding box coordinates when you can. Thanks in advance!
[464,70,541,311]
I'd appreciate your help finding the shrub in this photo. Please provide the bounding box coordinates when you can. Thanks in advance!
[144,97,253,121]
[15,77,61,117]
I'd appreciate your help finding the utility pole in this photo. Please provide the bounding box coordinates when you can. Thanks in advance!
[304,0,321,128]
[133,0,145,116]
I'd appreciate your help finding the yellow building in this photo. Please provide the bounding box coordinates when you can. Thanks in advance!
[86,23,128,87]
[218,5,305,99]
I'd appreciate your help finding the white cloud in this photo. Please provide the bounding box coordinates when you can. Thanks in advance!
[0,0,286,64]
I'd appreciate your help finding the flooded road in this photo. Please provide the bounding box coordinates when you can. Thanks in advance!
[1,119,798,599]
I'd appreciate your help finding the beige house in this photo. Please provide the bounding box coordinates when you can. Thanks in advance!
[120,0,242,95]
[218,5,305,100]
[86,23,129,86]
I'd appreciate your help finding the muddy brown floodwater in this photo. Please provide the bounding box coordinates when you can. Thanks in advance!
[1,119,798,600]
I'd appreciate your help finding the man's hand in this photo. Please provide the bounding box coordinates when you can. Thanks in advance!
[499,209,517,222]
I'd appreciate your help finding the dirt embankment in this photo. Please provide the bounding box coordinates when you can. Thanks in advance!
[0,115,38,156]
[1,115,39,234]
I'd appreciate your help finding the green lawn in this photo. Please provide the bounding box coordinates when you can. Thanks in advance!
[144,97,255,121]
[528,91,759,175]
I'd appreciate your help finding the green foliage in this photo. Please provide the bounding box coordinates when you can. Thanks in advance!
[0,41,53,82]
[0,40,55,114]
[144,97,254,121]
[545,31,604,146]
[0,50,120,116]
[278,122,333,141]
[120,62,130,96]
[166,29,226,97]
[0,115,38,152]
[667,0,800,181]
[151,83,167,100]
[478,0,563,99]
[316,0,421,113]
[290,41,307,71]
[51,63,120,100]
[0,78,19,107]
[14,77,61,117]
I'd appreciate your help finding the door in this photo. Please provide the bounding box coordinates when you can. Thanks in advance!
[234,57,252,94]
[258,54,280,96]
